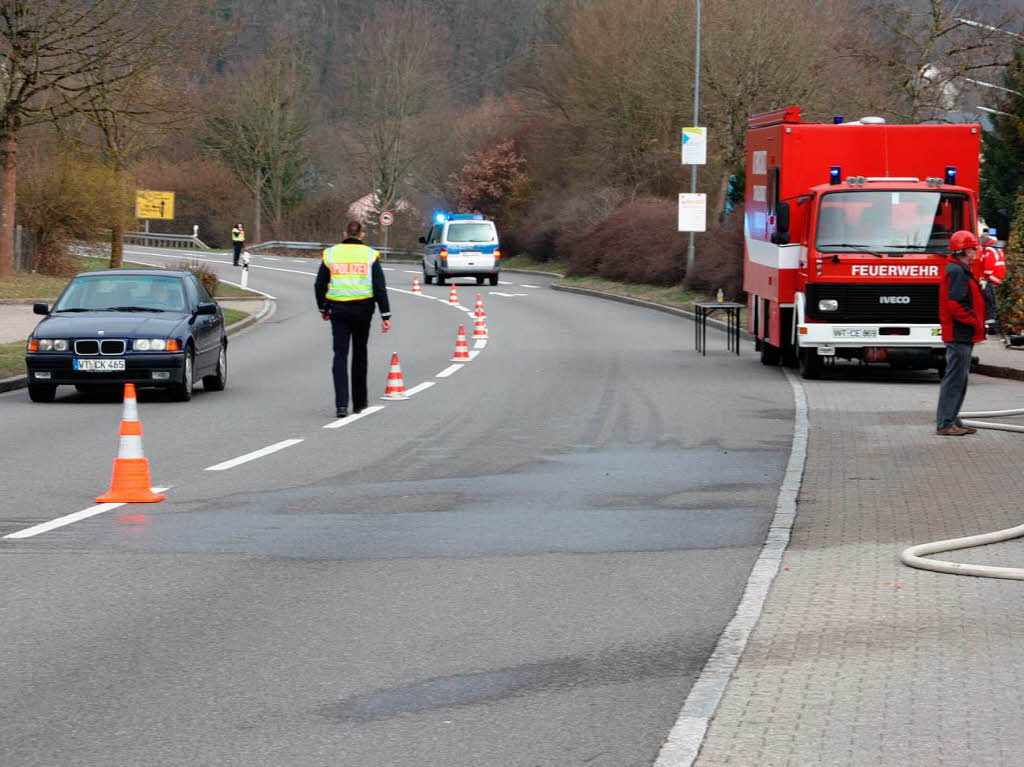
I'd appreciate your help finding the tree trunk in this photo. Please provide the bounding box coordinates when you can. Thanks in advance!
[109,162,125,268]
[0,131,17,278]
[253,168,262,244]
[712,172,731,223]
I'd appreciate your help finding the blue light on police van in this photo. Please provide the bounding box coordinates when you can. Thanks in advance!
[945,166,957,185]
[833,116,843,124]
[434,212,446,224]
[829,166,841,185]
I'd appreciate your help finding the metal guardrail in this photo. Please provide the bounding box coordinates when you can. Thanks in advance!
[125,231,210,250]
[247,241,420,260]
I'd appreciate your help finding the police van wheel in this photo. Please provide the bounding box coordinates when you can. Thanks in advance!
[489,275,498,286]
[423,266,433,285]
[436,273,446,286]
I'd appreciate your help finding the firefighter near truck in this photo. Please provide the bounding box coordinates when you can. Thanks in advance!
[743,106,981,379]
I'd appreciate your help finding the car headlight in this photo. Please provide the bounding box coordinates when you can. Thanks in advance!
[818,299,839,312]
[34,339,68,351]
[133,338,179,351]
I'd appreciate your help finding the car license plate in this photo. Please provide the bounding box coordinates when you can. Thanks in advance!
[74,358,125,372]
[833,327,877,338]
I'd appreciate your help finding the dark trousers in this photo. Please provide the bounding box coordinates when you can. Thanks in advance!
[936,342,973,428]
[329,301,374,410]
[233,241,243,265]
[982,283,998,324]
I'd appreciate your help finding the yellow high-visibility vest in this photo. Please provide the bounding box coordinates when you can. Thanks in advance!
[232,227,245,242]
[323,243,377,302]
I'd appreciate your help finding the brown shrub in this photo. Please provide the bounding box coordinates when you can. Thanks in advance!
[688,206,746,300]
[174,259,218,295]
[569,196,687,285]
[509,187,626,262]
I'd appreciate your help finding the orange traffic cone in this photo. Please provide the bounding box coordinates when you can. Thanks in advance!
[474,294,487,321]
[448,285,459,305]
[472,314,488,339]
[451,324,471,361]
[381,352,410,400]
[96,384,165,503]
[411,276,422,294]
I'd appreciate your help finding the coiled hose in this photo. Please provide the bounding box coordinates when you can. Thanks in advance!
[900,407,1024,579]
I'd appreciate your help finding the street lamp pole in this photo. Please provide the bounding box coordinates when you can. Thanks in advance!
[685,0,701,282]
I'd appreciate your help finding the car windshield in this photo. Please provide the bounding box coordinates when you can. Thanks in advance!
[447,223,496,243]
[54,275,187,313]
[815,191,972,254]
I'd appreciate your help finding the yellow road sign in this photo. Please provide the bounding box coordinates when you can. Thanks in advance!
[135,190,175,220]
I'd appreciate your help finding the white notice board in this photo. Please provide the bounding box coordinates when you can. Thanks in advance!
[678,194,707,232]
[681,127,707,165]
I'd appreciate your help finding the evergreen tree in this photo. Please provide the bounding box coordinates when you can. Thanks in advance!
[980,47,1024,239]
[998,189,1024,332]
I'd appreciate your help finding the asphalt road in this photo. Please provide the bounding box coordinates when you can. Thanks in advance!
[0,247,794,766]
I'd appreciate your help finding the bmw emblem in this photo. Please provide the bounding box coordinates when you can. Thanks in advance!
[97,330,105,335]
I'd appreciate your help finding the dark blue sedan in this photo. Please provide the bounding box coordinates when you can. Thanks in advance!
[25,269,227,402]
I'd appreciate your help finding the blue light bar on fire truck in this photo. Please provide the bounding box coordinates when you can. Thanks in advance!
[945,166,957,185]
[829,166,841,185]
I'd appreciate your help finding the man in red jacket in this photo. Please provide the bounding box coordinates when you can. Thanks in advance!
[980,229,1006,334]
[936,230,986,436]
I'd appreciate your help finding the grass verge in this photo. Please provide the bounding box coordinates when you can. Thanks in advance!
[223,307,249,326]
[0,340,24,379]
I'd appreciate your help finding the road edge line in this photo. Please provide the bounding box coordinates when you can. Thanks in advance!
[652,369,808,767]
[3,487,172,539]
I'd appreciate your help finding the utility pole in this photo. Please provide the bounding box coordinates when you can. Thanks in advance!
[685,0,701,283]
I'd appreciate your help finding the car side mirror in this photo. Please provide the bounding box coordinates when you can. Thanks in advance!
[418,236,427,244]
[33,303,49,315]
[195,302,218,316]
[776,201,790,233]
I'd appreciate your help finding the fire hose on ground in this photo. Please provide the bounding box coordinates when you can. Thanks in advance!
[900,407,1024,580]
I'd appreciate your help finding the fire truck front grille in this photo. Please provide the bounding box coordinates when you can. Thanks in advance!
[805,283,939,324]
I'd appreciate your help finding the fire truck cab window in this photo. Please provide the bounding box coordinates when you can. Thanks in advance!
[815,191,971,254]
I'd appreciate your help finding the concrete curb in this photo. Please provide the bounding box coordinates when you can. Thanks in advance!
[0,297,276,395]
[551,282,753,339]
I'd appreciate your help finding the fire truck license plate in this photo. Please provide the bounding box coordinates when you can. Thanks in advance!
[833,328,877,338]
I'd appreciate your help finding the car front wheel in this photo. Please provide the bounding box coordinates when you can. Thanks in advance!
[203,342,227,391]
[28,383,56,402]
[174,349,195,401]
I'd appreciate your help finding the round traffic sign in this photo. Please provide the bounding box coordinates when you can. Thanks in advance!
[379,211,394,226]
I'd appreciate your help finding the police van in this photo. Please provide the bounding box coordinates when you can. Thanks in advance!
[419,213,501,286]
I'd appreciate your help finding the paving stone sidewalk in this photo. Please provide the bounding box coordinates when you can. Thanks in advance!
[693,367,1024,767]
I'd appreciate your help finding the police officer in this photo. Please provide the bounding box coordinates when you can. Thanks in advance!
[315,220,391,418]
[936,230,985,436]
[232,223,245,266]
[980,228,1006,335]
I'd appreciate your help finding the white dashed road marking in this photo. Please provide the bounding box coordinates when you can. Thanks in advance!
[436,364,463,378]
[205,439,304,471]
[3,488,172,539]
[403,381,435,397]
[323,405,385,430]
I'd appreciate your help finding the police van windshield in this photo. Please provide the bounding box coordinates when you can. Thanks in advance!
[446,222,496,243]
[816,191,971,254]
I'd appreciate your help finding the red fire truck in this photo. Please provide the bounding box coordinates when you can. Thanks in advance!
[744,106,980,378]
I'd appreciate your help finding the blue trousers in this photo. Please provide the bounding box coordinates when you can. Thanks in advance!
[936,342,973,428]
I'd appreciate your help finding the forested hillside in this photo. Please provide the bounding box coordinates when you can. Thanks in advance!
[8,0,1022,293]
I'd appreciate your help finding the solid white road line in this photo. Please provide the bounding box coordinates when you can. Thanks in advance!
[263,256,280,260]
[204,439,304,471]
[323,405,385,429]
[3,488,172,539]
[436,364,463,378]
[474,339,487,349]
[468,350,480,360]
[125,250,317,279]
[383,267,395,271]
[403,270,420,274]
[520,284,541,288]
[403,381,435,397]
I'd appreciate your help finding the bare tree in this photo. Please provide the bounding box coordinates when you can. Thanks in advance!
[343,1,450,218]
[857,0,1020,122]
[205,48,312,242]
[0,0,205,277]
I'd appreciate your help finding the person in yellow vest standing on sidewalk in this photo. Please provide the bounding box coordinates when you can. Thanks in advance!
[314,220,391,417]
[232,223,245,266]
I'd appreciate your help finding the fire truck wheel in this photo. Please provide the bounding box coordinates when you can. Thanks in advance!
[798,348,822,380]
[760,341,781,366]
